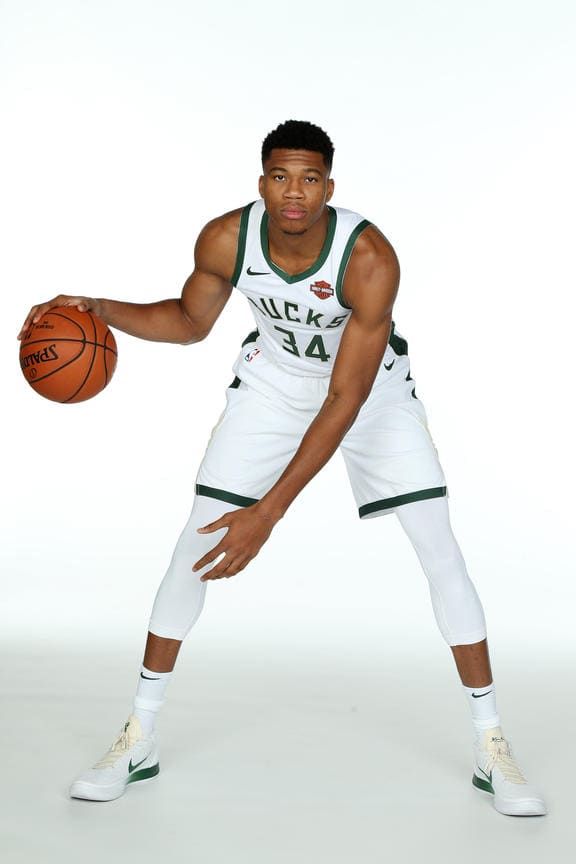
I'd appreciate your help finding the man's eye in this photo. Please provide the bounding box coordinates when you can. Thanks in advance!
[305,177,318,183]
[273,175,285,181]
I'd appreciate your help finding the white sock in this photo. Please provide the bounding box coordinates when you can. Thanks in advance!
[462,681,501,739]
[132,664,173,736]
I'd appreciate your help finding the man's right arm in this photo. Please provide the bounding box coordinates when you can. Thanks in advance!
[17,209,242,343]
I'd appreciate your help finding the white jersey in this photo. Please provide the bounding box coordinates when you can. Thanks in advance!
[231,199,376,378]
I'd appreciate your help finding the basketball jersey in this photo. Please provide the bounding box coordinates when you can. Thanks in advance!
[230,198,398,379]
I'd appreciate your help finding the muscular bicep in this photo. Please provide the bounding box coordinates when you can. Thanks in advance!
[329,307,393,403]
[179,269,232,340]
[329,227,399,403]
[179,210,241,339]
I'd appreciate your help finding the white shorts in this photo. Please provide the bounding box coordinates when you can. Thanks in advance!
[196,329,448,519]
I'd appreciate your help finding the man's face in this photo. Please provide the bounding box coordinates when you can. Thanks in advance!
[259,148,334,236]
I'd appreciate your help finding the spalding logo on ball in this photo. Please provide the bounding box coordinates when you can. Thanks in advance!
[19,306,117,403]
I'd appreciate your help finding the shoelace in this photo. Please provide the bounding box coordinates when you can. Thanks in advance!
[484,739,527,784]
[92,727,139,769]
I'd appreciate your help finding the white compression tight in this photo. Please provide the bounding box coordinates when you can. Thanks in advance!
[148,495,240,641]
[148,494,487,647]
[393,496,487,646]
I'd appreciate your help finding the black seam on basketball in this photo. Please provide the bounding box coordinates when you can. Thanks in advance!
[64,312,98,402]
[21,337,117,355]
[27,341,87,384]
[103,329,116,384]
[49,311,87,340]
[103,332,109,385]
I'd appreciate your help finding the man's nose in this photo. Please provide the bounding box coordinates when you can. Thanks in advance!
[283,179,304,197]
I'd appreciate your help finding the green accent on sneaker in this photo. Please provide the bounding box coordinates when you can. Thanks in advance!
[129,755,149,773]
[126,762,160,785]
[472,768,494,794]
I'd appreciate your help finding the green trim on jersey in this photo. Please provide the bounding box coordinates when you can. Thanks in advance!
[231,203,255,286]
[335,219,371,308]
[389,320,408,356]
[359,486,447,518]
[196,483,259,508]
[260,206,337,284]
[241,328,259,347]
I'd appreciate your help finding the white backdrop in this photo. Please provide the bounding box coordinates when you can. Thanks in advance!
[1,0,574,659]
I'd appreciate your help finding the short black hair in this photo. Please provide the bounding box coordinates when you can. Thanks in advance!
[261,120,334,171]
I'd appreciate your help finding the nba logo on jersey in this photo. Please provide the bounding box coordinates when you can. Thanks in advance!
[244,347,261,362]
[310,280,333,300]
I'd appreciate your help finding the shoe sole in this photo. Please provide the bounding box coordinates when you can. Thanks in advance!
[70,762,160,802]
[472,774,547,816]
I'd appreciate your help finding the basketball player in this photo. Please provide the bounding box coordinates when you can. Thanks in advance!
[18,120,546,816]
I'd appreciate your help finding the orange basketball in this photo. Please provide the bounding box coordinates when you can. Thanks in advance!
[19,306,118,403]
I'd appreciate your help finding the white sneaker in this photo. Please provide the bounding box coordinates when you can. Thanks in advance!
[472,726,547,816]
[69,714,159,802]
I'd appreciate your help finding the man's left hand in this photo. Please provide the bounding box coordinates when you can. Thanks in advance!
[192,504,280,580]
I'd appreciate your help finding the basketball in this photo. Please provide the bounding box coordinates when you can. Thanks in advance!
[19,306,118,403]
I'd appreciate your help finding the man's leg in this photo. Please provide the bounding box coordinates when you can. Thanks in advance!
[450,638,493,687]
[143,633,182,672]
[393,496,489,652]
[130,495,242,732]
[393,496,503,728]
[69,494,236,802]
[393,494,547,815]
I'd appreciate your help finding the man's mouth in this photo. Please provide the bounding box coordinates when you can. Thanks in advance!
[281,208,307,220]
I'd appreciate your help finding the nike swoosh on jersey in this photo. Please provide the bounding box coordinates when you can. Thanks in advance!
[140,674,161,680]
[384,360,395,371]
[129,755,149,773]
[472,691,492,698]
[246,266,271,276]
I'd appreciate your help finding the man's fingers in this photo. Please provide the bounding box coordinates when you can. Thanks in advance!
[197,517,227,534]
[227,557,251,577]
[200,556,231,581]
[200,555,252,581]
[18,296,95,339]
[193,545,226,573]
[17,307,40,339]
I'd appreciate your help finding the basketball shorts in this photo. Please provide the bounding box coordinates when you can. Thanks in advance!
[195,329,447,519]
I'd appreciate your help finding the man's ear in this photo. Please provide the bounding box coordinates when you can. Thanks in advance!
[326,177,335,202]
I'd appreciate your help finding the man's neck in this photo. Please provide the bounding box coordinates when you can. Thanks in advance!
[266,207,330,274]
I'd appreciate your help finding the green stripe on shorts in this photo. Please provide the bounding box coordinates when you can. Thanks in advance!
[359,486,447,518]
[196,484,259,508]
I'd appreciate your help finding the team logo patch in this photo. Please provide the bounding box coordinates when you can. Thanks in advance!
[244,347,261,362]
[310,280,333,300]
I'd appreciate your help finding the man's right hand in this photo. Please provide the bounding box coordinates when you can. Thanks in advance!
[18,295,102,340]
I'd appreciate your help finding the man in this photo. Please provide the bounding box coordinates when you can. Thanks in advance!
[18,120,546,816]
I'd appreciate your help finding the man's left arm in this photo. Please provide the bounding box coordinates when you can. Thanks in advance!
[193,225,399,579]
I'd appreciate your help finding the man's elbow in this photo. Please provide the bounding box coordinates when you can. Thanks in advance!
[177,302,210,344]
[179,324,209,345]
[325,386,370,417]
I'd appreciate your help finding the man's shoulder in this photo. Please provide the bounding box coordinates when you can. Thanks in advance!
[331,205,393,255]
[195,206,254,278]
[199,205,247,241]
[342,220,400,309]
[334,206,398,269]
[352,222,397,260]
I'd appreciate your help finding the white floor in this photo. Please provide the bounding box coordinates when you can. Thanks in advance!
[1,639,570,864]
